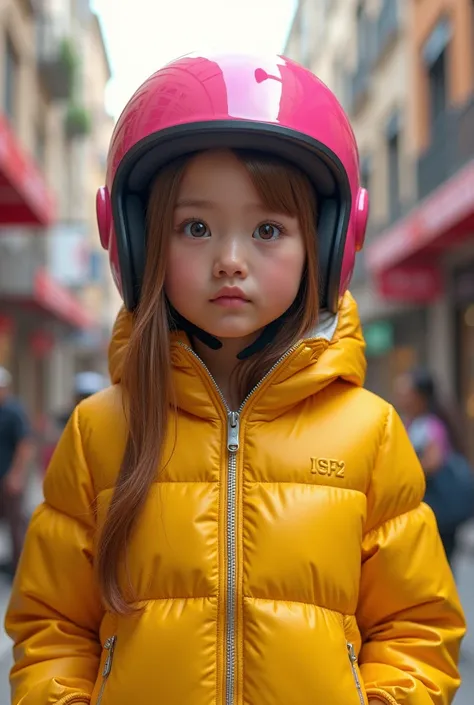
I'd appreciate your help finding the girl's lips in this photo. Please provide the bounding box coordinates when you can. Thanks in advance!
[211,296,249,308]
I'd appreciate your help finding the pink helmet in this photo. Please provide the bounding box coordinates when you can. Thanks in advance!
[97,52,369,315]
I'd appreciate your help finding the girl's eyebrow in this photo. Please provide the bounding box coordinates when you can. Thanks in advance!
[175,198,215,209]
[175,198,287,214]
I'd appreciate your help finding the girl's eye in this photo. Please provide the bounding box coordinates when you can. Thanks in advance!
[183,220,210,238]
[253,223,283,241]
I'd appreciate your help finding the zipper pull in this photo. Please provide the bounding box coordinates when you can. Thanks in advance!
[347,642,363,695]
[102,636,117,678]
[227,411,240,451]
[347,642,357,663]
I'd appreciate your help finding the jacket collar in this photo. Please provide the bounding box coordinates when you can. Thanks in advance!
[108,292,366,419]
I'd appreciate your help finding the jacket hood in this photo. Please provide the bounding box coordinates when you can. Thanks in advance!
[108,292,366,417]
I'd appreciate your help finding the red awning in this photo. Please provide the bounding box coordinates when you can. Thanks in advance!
[0,113,56,226]
[366,159,474,274]
[33,269,95,329]
[1,270,96,329]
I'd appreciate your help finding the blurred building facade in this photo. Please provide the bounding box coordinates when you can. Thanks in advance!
[285,0,474,463]
[0,0,117,435]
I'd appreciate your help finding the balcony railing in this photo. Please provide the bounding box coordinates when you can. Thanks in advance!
[36,13,75,101]
[417,94,474,200]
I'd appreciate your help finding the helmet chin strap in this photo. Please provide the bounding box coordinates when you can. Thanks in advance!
[236,317,286,360]
[168,304,223,351]
[168,291,303,361]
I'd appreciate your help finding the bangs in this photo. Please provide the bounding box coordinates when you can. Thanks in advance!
[234,149,318,218]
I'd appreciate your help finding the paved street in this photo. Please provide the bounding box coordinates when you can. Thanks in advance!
[455,538,474,705]
[0,478,472,703]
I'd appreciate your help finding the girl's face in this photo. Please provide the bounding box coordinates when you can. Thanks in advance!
[165,150,306,346]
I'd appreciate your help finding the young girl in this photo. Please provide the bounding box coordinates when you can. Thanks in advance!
[6,52,465,705]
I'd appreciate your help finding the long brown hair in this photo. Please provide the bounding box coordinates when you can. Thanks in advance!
[97,149,320,613]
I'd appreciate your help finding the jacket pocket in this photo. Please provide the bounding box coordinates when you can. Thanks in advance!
[96,635,117,705]
[347,642,366,705]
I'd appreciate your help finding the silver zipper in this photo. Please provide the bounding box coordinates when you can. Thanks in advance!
[347,642,365,705]
[225,412,239,705]
[96,636,117,705]
[176,341,299,705]
[176,341,299,417]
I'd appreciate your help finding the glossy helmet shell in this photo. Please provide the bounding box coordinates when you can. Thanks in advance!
[96,51,369,314]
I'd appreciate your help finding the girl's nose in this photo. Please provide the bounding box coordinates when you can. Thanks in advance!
[212,237,249,278]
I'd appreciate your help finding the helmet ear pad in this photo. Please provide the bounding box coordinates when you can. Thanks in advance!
[316,196,342,308]
[97,185,148,309]
[116,191,148,311]
[339,187,370,294]
[97,185,130,299]
[126,193,147,299]
[96,187,112,250]
[355,188,369,252]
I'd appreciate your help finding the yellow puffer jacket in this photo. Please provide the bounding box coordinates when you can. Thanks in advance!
[6,293,465,705]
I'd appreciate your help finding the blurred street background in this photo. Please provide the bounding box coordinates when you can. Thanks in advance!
[0,0,473,701]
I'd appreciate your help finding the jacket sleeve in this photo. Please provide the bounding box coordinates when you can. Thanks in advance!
[357,404,466,705]
[5,405,103,705]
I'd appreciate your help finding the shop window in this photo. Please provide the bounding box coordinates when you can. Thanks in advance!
[423,18,450,131]
[429,52,447,125]
[386,111,401,222]
[348,4,373,114]
[356,3,371,68]
[4,34,18,123]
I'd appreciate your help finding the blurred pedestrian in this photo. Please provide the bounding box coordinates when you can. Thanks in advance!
[56,371,108,429]
[41,371,108,473]
[395,368,474,564]
[0,367,31,579]
[73,371,108,405]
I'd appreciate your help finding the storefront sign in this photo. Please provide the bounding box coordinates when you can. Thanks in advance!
[377,264,444,303]
[364,321,394,356]
[30,330,54,357]
[366,159,474,273]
